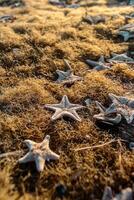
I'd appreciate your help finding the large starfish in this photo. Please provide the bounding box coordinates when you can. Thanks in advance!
[56,59,82,85]
[108,53,134,64]
[108,93,134,124]
[85,56,111,71]
[45,95,84,121]
[94,101,122,125]
[19,135,60,172]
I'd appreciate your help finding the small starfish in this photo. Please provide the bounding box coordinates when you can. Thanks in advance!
[108,93,134,124]
[45,95,84,121]
[19,135,59,172]
[108,53,134,64]
[85,56,111,71]
[94,101,122,125]
[56,60,82,85]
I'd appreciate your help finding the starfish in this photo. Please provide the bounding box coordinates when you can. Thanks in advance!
[108,53,134,64]
[56,60,82,84]
[93,101,122,125]
[118,23,134,41]
[45,95,84,121]
[102,186,133,200]
[19,135,59,172]
[108,93,134,124]
[85,56,111,71]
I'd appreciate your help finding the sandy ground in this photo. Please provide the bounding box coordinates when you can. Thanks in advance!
[0,0,134,199]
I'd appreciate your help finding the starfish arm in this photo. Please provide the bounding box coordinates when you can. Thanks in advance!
[70,74,82,82]
[69,104,84,110]
[41,135,50,148]
[63,59,72,71]
[51,109,64,120]
[68,110,82,121]
[94,113,122,124]
[86,59,99,67]
[45,104,63,110]
[108,93,120,104]
[24,140,37,150]
[98,55,105,63]
[94,65,108,71]
[106,103,117,114]
[46,150,60,161]
[19,152,34,163]
[95,101,106,113]
[61,95,70,108]
[35,155,45,172]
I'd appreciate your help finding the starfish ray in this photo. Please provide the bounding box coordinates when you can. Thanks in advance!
[118,23,134,41]
[85,56,111,71]
[108,53,134,64]
[45,95,84,121]
[0,15,16,23]
[56,60,82,84]
[108,93,134,124]
[19,135,59,172]
[83,15,106,24]
[94,101,122,125]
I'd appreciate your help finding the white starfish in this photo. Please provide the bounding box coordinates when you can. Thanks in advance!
[45,95,84,121]
[94,101,122,125]
[109,93,134,124]
[56,59,82,84]
[19,135,60,172]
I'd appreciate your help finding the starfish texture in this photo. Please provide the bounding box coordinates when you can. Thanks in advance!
[108,53,134,64]
[56,60,82,84]
[108,93,134,124]
[118,23,134,41]
[102,186,133,200]
[45,95,84,121]
[86,56,111,71]
[94,101,122,125]
[19,135,59,172]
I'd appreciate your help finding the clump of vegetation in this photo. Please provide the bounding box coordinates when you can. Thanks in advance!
[0,0,134,199]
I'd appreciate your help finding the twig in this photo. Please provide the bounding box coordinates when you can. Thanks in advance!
[73,138,122,152]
